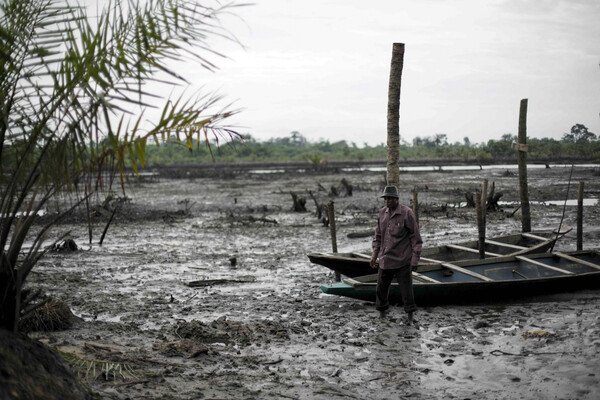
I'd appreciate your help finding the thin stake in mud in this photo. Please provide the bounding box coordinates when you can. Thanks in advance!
[550,164,574,252]
[99,204,120,246]
[577,181,584,250]
[328,200,340,282]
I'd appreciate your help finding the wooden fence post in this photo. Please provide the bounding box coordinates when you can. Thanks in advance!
[328,200,340,282]
[476,193,486,259]
[517,98,531,232]
[577,181,584,251]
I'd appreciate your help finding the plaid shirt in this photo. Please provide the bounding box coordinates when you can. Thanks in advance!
[371,204,422,269]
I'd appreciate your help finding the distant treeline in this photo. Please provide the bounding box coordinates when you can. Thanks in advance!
[144,125,599,166]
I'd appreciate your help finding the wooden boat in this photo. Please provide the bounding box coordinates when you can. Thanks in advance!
[320,250,600,305]
[308,227,572,278]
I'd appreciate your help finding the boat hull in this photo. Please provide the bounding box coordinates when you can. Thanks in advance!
[320,250,600,305]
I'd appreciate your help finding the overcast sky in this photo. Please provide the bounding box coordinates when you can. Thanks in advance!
[89,0,600,146]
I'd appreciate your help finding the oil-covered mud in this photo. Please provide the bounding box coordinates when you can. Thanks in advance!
[27,165,600,399]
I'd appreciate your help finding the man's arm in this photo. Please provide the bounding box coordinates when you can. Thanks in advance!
[370,215,382,268]
[407,209,423,269]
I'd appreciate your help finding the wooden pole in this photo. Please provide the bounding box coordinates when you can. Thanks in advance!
[386,43,405,187]
[577,181,584,251]
[517,98,531,232]
[412,191,419,226]
[328,200,340,282]
[481,179,488,224]
[476,193,485,259]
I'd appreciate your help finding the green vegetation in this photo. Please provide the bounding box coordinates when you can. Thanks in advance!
[0,0,241,332]
[143,125,600,165]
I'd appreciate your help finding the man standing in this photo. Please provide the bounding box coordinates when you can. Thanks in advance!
[370,185,422,324]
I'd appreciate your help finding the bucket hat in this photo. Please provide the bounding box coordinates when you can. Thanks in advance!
[380,185,399,198]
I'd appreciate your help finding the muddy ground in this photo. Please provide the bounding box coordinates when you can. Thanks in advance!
[27,164,600,399]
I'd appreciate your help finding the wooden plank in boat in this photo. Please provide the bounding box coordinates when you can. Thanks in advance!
[412,272,440,283]
[346,272,441,285]
[521,232,549,242]
[420,256,443,263]
[441,262,494,282]
[446,244,502,257]
[555,252,600,270]
[515,255,574,275]
[485,239,527,250]
[353,252,371,259]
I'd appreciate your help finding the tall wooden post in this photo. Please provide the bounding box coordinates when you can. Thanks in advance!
[517,99,531,232]
[328,200,340,281]
[481,179,488,224]
[476,193,486,259]
[577,181,584,251]
[386,43,405,187]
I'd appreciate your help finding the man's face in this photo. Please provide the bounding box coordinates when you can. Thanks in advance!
[383,196,398,209]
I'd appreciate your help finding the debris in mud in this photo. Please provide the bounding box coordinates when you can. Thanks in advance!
[174,316,295,346]
[347,229,373,238]
[225,213,278,226]
[154,339,209,358]
[522,330,555,340]
[474,321,490,329]
[19,298,79,333]
[61,349,139,382]
[51,238,78,252]
[185,276,256,287]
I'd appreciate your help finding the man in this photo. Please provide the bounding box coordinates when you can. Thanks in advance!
[370,185,422,324]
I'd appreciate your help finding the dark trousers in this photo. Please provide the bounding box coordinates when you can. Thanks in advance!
[376,267,417,314]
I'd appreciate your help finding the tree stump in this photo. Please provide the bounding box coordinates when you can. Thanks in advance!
[341,178,353,197]
[290,191,307,212]
[465,192,476,208]
[486,182,503,211]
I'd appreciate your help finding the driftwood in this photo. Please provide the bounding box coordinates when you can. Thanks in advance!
[347,230,373,239]
[186,276,256,287]
[237,215,278,225]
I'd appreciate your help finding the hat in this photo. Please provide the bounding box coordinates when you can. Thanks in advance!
[380,185,399,198]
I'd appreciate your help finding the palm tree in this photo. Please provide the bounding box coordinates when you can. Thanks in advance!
[386,43,404,187]
[0,0,243,332]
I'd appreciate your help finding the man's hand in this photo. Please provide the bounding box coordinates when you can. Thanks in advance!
[370,259,378,269]
[411,264,418,272]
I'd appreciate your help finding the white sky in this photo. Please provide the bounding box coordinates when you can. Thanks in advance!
[90,0,600,147]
